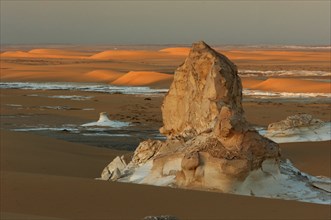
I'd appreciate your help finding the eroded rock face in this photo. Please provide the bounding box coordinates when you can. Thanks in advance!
[160,41,245,140]
[102,41,280,192]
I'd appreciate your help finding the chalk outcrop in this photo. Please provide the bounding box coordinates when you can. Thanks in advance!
[265,114,331,143]
[81,112,130,128]
[100,42,331,204]
[100,156,127,181]
[267,114,323,132]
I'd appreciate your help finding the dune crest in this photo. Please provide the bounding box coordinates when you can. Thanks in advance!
[90,50,160,60]
[84,70,123,82]
[1,48,89,59]
[111,71,173,86]
[159,47,190,56]
[249,78,331,93]
[1,51,31,58]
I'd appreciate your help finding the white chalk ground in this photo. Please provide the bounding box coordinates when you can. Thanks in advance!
[257,122,331,143]
[112,122,331,205]
[115,159,330,205]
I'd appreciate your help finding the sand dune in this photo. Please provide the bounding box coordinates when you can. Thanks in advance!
[1,51,31,58]
[84,70,123,82]
[159,47,190,56]
[111,71,173,86]
[246,78,331,93]
[223,50,330,62]
[1,49,89,59]
[90,50,161,60]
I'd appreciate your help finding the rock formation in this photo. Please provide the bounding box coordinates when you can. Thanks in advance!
[81,112,130,127]
[100,41,330,204]
[267,114,323,132]
[265,114,331,143]
[101,41,280,191]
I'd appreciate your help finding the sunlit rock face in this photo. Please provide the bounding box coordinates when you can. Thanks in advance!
[160,41,244,140]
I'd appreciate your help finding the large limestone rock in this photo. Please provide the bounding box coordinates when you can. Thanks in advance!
[102,41,280,192]
[160,41,244,140]
[100,42,331,204]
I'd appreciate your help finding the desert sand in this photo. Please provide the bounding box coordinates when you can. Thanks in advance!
[1,45,330,219]
[244,78,331,93]
[112,71,173,86]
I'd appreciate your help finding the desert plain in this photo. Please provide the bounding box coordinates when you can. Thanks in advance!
[0,44,330,219]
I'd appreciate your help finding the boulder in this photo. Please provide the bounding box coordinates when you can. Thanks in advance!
[267,113,324,132]
[100,156,127,181]
[265,114,330,143]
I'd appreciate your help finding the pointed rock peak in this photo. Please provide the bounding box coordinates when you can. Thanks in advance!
[160,41,243,140]
[191,41,211,51]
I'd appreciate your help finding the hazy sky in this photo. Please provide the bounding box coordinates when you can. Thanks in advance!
[1,1,330,45]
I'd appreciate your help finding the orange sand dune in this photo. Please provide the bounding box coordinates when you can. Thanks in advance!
[246,78,331,93]
[159,47,190,56]
[1,49,90,59]
[1,51,31,58]
[241,79,264,88]
[223,50,330,62]
[90,50,161,60]
[84,70,123,82]
[111,71,173,86]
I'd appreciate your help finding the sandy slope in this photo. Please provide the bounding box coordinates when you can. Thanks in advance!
[243,78,331,93]
[223,50,331,62]
[1,89,330,219]
[159,47,190,56]
[111,71,173,86]
[1,130,330,220]
[89,50,162,60]
[84,70,124,82]
[1,49,90,59]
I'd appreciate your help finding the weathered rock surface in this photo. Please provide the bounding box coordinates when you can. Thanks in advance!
[265,114,331,143]
[100,42,331,204]
[267,113,324,132]
[102,41,280,191]
[100,156,127,181]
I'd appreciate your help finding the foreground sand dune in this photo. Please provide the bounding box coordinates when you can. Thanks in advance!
[245,78,331,93]
[111,71,173,86]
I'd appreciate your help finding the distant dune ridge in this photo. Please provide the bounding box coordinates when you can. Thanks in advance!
[159,47,190,56]
[89,50,162,60]
[1,46,330,93]
[1,48,89,59]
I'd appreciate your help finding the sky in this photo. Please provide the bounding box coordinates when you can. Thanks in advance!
[1,1,330,45]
